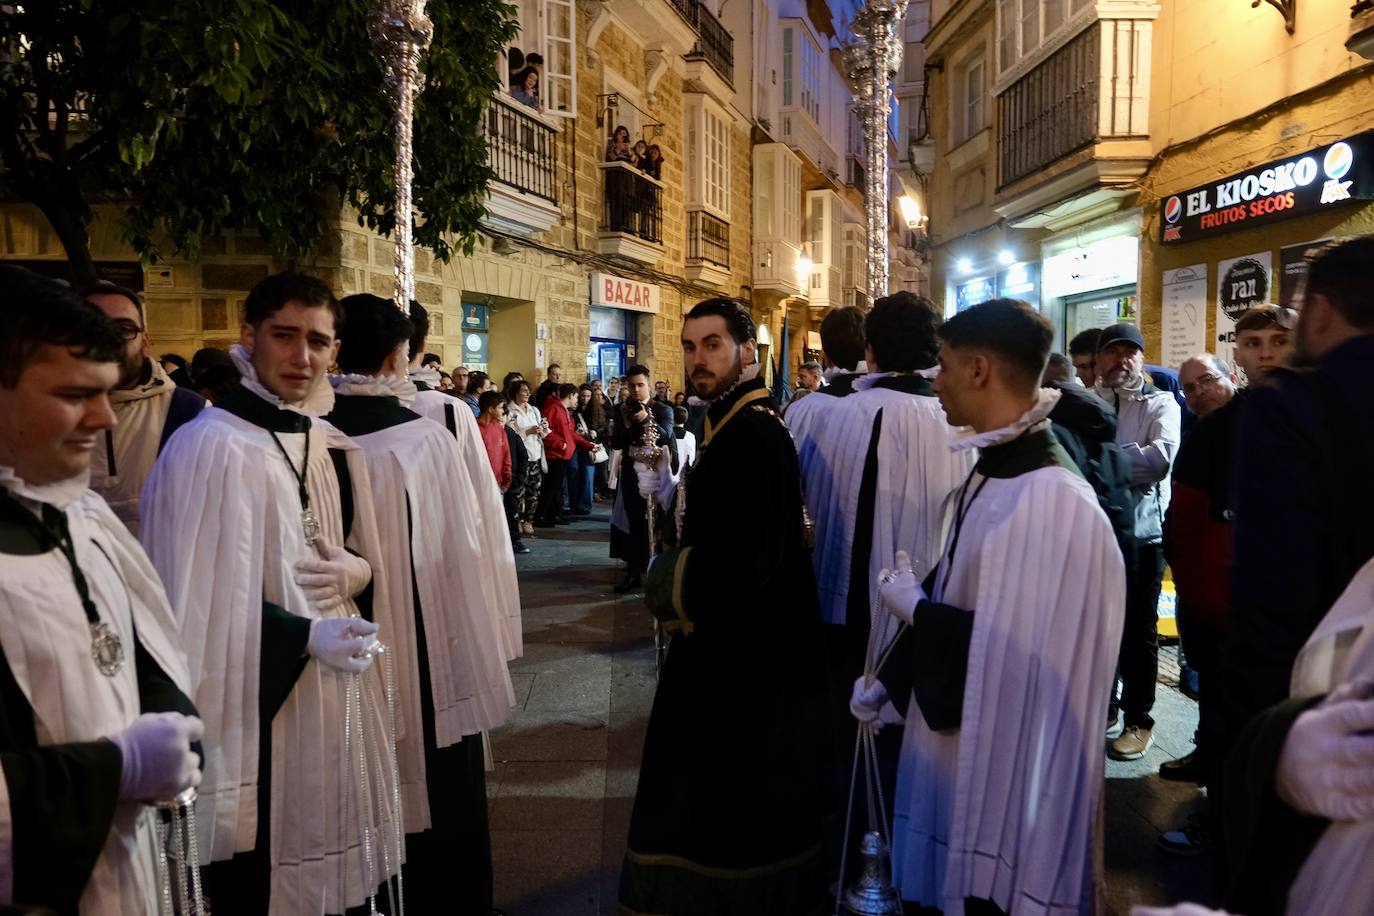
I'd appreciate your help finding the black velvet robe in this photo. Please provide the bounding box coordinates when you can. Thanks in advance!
[622,377,833,916]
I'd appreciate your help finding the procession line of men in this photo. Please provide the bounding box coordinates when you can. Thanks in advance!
[0,267,518,915]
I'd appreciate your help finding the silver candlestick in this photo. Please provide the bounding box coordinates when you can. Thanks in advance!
[628,419,667,673]
[371,0,433,309]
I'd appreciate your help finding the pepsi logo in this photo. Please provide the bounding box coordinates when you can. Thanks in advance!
[1324,142,1353,181]
[1164,196,1182,224]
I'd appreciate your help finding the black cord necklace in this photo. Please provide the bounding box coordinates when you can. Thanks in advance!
[266,428,321,545]
[0,490,125,676]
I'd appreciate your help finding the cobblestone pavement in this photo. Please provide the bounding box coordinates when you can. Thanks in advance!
[489,507,1217,915]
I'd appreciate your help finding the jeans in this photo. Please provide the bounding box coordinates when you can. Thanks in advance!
[567,451,594,513]
[1112,541,1165,729]
[1177,602,1220,785]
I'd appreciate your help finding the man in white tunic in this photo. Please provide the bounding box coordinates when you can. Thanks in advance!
[327,294,515,912]
[406,300,523,662]
[0,266,202,915]
[852,298,1125,915]
[142,271,401,916]
[83,282,205,537]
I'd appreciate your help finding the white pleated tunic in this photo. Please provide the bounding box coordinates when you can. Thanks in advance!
[140,373,401,915]
[890,395,1125,916]
[411,386,524,661]
[0,471,191,915]
[332,378,515,830]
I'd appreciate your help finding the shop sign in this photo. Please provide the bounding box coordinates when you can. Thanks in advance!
[997,262,1040,306]
[954,276,994,312]
[590,272,660,314]
[1042,236,1139,297]
[1160,132,1374,244]
[1215,251,1271,366]
[1278,239,1330,310]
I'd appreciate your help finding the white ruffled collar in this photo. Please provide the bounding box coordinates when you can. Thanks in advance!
[822,360,867,382]
[854,365,938,392]
[409,366,441,386]
[0,465,88,511]
[330,373,418,407]
[229,344,335,418]
[950,387,1060,452]
[688,359,763,408]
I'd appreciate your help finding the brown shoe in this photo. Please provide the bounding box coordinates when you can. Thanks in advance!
[1108,726,1154,761]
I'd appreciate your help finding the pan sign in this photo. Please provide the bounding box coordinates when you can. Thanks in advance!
[1160,131,1374,244]
[590,272,661,314]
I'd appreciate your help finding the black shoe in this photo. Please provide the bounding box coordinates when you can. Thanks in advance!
[554,516,572,525]
[533,519,557,529]
[1158,811,1212,856]
[571,508,591,516]
[513,541,531,554]
[613,574,643,593]
[1159,749,1204,783]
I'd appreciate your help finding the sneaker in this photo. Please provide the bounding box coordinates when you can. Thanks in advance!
[1158,812,1211,856]
[1107,710,1124,741]
[1159,749,1203,783]
[1180,666,1201,702]
[513,541,531,555]
[1109,725,1154,761]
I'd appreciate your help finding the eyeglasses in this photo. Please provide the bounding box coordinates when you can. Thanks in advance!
[110,319,144,341]
[1181,373,1222,397]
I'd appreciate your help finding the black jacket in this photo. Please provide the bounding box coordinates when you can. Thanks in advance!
[1045,381,1137,566]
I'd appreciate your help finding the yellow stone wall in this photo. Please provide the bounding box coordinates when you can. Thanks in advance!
[1135,4,1374,356]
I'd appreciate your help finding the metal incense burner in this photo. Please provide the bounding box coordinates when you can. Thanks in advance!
[843,831,903,915]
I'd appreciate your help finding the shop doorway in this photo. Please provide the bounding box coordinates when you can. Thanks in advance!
[585,306,637,383]
[1062,285,1138,343]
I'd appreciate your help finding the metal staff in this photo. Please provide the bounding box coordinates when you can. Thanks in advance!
[371,0,434,309]
[628,417,667,673]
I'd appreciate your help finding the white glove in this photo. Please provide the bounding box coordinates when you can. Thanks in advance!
[635,445,675,507]
[307,616,381,674]
[1276,682,1374,821]
[293,544,372,613]
[878,550,927,626]
[1131,906,1235,916]
[850,676,889,726]
[106,712,204,803]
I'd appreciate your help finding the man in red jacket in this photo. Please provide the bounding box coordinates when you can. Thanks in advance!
[536,382,595,528]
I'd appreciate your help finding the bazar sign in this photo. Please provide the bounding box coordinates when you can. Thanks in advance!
[1160,132,1374,244]
[590,272,660,314]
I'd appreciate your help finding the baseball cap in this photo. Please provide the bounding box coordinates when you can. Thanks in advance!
[1097,322,1145,352]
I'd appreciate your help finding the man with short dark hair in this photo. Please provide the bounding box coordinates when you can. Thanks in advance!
[1095,322,1181,760]
[538,382,594,529]
[855,298,1124,914]
[621,298,832,915]
[1042,351,1077,385]
[0,267,203,914]
[818,305,868,394]
[326,294,513,912]
[796,359,823,392]
[83,282,206,535]
[608,364,673,592]
[1219,238,1374,910]
[533,363,562,410]
[1068,328,1101,388]
[142,271,401,913]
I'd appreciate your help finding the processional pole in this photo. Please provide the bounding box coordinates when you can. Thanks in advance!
[372,0,434,310]
[835,11,909,912]
[842,0,908,302]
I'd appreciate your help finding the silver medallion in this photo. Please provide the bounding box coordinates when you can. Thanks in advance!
[301,507,322,546]
[90,620,125,676]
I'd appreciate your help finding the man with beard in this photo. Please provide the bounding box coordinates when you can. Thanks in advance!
[83,283,206,535]
[853,298,1125,915]
[619,298,832,915]
[0,267,202,915]
[326,294,514,913]
[141,271,401,915]
[1095,323,1181,760]
[608,365,673,593]
[1216,238,1374,910]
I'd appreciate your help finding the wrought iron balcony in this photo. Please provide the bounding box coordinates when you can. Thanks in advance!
[686,3,734,87]
[598,161,664,263]
[687,210,730,268]
[997,21,1146,188]
[482,93,557,203]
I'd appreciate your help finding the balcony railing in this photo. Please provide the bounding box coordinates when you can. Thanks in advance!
[998,21,1147,187]
[687,210,730,267]
[600,161,663,243]
[686,3,734,86]
[483,94,557,203]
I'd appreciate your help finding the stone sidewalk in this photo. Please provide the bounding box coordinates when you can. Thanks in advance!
[488,507,1218,915]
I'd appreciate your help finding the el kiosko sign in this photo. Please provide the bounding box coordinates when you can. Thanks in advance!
[1160,131,1374,244]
